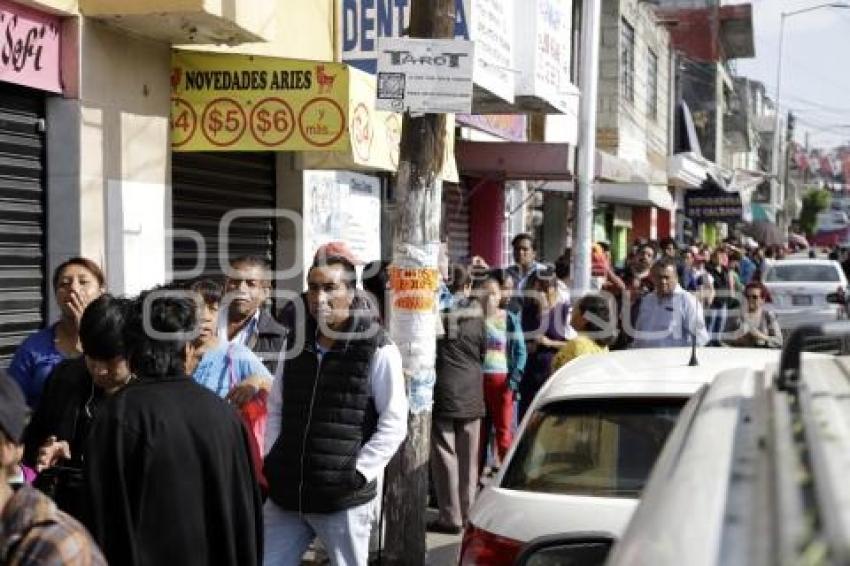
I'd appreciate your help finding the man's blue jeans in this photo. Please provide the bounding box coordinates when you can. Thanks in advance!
[263,498,375,566]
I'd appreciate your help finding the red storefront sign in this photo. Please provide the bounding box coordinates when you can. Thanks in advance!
[0,0,61,93]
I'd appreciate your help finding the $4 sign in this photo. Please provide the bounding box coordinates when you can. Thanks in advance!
[170,98,196,148]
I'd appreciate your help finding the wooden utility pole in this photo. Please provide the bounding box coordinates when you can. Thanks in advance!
[383,0,456,564]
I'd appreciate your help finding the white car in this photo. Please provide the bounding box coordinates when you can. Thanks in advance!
[457,347,781,566]
[762,259,847,330]
[816,209,850,232]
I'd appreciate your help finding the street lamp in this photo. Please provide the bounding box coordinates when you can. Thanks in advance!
[771,2,850,224]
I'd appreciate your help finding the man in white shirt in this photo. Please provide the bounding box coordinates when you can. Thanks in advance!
[263,252,407,566]
[631,257,710,349]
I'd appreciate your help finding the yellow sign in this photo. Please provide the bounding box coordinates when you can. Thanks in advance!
[297,67,459,182]
[170,50,352,152]
[389,267,440,313]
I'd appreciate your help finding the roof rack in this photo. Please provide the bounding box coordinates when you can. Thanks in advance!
[778,322,850,391]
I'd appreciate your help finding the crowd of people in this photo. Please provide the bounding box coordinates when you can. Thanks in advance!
[0,249,406,565]
[0,231,807,564]
[427,232,795,534]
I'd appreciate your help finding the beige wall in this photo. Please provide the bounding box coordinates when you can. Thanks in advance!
[48,18,171,299]
[619,0,670,166]
[598,0,671,171]
[186,0,334,62]
[11,0,78,15]
[44,0,333,302]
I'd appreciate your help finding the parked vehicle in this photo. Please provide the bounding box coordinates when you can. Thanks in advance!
[607,325,838,565]
[457,347,781,566]
[762,258,848,330]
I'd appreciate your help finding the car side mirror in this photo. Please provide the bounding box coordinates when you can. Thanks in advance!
[514,533,613,566]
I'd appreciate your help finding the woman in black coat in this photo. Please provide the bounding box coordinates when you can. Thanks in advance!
[429,265,486,534]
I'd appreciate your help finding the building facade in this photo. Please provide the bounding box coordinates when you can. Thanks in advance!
[0,0,335,362]
[593,0,674,265]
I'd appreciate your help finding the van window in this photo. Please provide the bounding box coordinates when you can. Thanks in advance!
[502,398,685,498]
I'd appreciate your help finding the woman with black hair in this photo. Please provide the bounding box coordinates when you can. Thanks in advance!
[9,257,106,407]
[83,289,263,566]
[551,294,617,372]
[475,269,527,467]
[23,294,132,518]
[430,265,486,534]
[517,267,574,420]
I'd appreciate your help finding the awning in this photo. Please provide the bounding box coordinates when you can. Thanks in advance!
[170,50,458,182]
[455,141,572,181]
[540,181,674,210]
[749,203,778,224]
[595,150,634,182]
[596,150,667,185]
[595,182,674,210]
[742,219,783,246]
[729,168,767,193]
[668,152,732,190]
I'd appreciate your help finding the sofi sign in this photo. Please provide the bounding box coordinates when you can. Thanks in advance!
[340,0,469,74]
[0,0,61,93]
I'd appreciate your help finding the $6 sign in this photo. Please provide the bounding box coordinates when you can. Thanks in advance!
[250,98,295,147]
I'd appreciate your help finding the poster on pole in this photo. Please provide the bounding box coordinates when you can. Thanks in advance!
[376,37,474,114]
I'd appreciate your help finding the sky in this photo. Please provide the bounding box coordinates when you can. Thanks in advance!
[730,0,850,150]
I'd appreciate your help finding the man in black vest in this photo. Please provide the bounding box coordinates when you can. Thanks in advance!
[263,253,407,566]
[220,256,287,379]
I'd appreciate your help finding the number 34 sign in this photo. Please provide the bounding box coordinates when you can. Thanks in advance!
[170,51,351,152]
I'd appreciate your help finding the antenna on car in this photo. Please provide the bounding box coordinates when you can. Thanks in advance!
[688,331,699,366]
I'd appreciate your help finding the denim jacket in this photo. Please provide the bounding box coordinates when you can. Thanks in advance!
[506,310,528,390]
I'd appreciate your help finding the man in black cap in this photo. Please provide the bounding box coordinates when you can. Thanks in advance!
[0,372,106,564]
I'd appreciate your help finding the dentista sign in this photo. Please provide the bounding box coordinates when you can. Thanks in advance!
[340,0,515,104]
[340,0,470,74]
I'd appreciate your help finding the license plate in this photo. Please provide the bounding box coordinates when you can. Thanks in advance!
[792,295,813,306]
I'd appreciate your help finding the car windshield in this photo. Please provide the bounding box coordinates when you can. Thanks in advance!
[501,398,685,498]
[764,264,841,283]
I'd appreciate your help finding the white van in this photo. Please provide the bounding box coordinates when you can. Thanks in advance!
[604,326,842,565]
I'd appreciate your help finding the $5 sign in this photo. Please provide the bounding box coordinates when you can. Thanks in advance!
[201,98,246,146]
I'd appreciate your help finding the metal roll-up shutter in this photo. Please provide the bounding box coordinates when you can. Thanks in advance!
[172,152,276,278]
[442,182,470,264]
[0,84,46,364]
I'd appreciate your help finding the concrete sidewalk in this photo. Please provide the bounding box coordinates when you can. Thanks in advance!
[425,508,462,565]
[301,507,462,565]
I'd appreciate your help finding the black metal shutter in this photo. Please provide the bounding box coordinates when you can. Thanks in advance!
[172,152,276,278]
[0,84,46,364]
